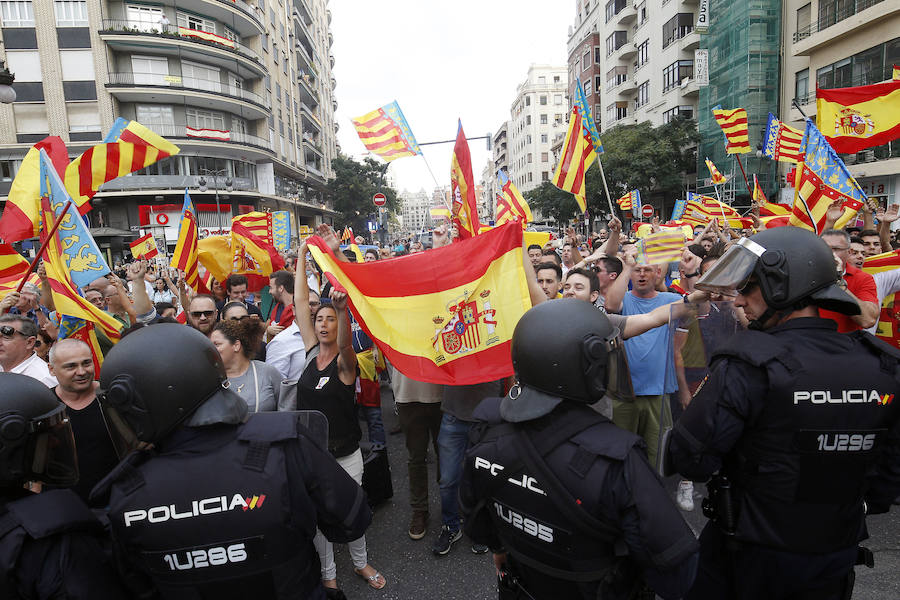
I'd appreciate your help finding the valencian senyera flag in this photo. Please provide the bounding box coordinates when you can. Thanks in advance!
[553,106,593,214]
[351,101,422,162]
[617,190,639,210]
[306,222,531,385]
[634,229,685,265]
[762,113,804,163]
[0,136,70,242]
[574,77,603,158]
[450,120,481,240]
[863,249,900,349]
[790,120,868,234]
[705,158,727,185]
[712,107,752,154]
[816,79,900,154]
[495,170,532,227]
[170,190,203,291]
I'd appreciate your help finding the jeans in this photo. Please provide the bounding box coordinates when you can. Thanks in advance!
[397,402,442,512]
[313,449,368,580]
[437,413,473,531]
[360,406,386,450]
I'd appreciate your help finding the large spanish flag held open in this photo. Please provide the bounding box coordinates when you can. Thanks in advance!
[450,120,481,240]
[307,222,530,385]
[816,79,900,154]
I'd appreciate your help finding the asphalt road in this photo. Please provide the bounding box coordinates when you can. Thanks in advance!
[331,385,900,600]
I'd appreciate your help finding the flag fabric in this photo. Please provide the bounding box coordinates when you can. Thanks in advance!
[102,117,181,155]
[816,79,900,153]
[617,190,640,210]
[39,150,111,289]
[306,222,530,385]
[894,65,899,81]
[552,107,592,214]
[340,227,353,243]
[430,206,450,222]
[0,137,70,242]
[712,107,752,154]
[760,202,791,217]
[682,193,750,228]
[350,101,422,162]
[0,244,34,301]
[863,250,900,348]
[760,215,791,229]
[233,212,274,244]
[671,199,687,221]
[58,315,105,373]
[752,174,768,206]
[705,158,727,185]
[450,121,481,239]
[129,233,159,260]
[635,230,686,265]
[761,113,804,163]
[197,235,233,284]
[495,170,532,226]
[790,120,867,234]
[574,77,603,158]
[231,221,286,280]
[271,211,291,253]
[170,190,202,290]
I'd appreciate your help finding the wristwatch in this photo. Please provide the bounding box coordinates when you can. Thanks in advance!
[684,270,701,278]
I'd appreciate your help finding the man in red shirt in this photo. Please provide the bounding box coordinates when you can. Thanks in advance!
[819,229,879,332]
[265,270,295,341]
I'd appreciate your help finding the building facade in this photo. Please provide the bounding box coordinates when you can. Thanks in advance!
[399,188,429,234]
[0,0,338,262]
[782,0,899,208]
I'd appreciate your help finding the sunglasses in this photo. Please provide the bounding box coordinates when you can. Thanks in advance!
[0,325,31,340]
[189,310,217,319]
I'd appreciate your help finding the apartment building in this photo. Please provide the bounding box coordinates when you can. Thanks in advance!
[398,188,430,234]
[0,0,338,261]
[782,0,899,207]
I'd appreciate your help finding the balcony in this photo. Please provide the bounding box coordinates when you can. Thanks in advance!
[292,10,314,48]
[792,0,894,56]
[298,74,319,107]
[294,39,316,73]
[611,41,637,63]
[790,91,817,121]
[158,0,263,36]
[616,4,636,24]
[99,20,266,79]
[679,29,700,51]
[300,102,321,131]
[106,72,270,120]
[293,0,312,26]
[680,76,699,96]
[618,77,639,95]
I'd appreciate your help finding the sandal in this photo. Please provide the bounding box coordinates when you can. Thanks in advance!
[354,566,387,590]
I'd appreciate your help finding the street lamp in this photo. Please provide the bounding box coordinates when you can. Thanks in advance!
[197,169,233,232]
[0,60,16,104]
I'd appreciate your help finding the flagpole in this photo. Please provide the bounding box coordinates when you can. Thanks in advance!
[712,184,728,227]
[734,155,753,195]
[595,158,617,218]
[418,154,453,211]
[16,200,73,292]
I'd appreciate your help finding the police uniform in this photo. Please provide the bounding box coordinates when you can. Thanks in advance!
[668,228,900,599]
[459,299,698,600]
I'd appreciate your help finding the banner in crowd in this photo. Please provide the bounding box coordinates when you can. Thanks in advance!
[553,106,592,214]
[863,249,900,349]
[635,229,685,265]
[816,79,900,154]
[0,243,35,300]
[705,158,727,185]
[495,169,532,227]
[762,113,803,163]
[351,100,422,162]
[271,211,291,252]
[752,174,768,206]
[231,221,286,288]
[450,120,481,239]
[307,222,531,385]
[170,190,203,291]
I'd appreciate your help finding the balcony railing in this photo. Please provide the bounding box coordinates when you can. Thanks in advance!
[107,72,267,108]
[793,65,895,105]
[125,123,272,150]
[793,0,884,42]
[100,19,262,65]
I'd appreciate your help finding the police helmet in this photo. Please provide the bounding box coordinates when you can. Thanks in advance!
[99,323,247,451]
[511,299,630,408]
[0,373,78,489]
[697,227,860,323]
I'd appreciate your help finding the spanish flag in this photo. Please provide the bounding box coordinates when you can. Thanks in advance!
[816,79,900,154]
[552,106,591,214]
[231,221,286,283]
[0,244,35,301]
[863,249,900,348]
[752,174,768,206]
[129,233,159,260]
[430,206,451,222]
[450,121,481,240]
[307,222,530,385]
[197,234,233,284]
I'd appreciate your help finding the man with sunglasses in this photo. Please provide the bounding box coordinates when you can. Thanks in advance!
[186,295,218,338]
[0,315,57,387]
[666,227,900,600]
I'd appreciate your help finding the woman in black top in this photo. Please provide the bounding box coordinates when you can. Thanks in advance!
[295,236,386,595]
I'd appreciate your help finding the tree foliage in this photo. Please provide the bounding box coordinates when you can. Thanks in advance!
[524,182,579,224]
[327,155,399,232]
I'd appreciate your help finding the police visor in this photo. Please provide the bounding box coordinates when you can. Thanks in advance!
[695,237,766,296]
[25,403,79,486]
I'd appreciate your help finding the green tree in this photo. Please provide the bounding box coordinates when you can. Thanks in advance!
[524,181,580,224]
[327,155,399,233]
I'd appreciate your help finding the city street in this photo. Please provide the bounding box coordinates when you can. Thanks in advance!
[331,384,900,600]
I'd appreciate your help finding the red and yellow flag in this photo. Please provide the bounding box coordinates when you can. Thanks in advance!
[231,221,286,284]
[0,244,35,301]
[0,137,70,242]
[863,250,900,349]
[307,222,530,385]
[634,230,685,265]
[129,233,159,260]
[495,170,532,227]
[712,107,751,154]
[450,121,481,240]
[170,190,202,291]
[752,174,768,206]
[233,211,274,244]
[816,79,900,153]
[705,158,727,185]
[552,106,591,213]
[197,234,233,284]
[351,101,422,163]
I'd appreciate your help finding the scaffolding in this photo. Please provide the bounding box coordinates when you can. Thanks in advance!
[696,0,782,208]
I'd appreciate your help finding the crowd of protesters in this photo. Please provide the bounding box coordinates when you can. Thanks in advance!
[1,195,899,598]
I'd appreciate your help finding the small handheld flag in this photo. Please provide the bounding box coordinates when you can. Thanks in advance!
[705,158,727,185]
[552,107,592,214]
[129,233,159,260]
[752,175,768,207]
[761,113,804,163]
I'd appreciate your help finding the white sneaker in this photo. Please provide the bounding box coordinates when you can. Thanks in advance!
[676,480,695,511]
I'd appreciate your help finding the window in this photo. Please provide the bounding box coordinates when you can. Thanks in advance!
[5,51,40,82]
[526,115,531,125]
[817,0,856,30]
[525,95,531,106]
[223,27,239,43]
[539,95,547,105]
[637,1,647,24]
[606,66,627,90]
[595,46,602,64]
[538,75,546,84]
[554,113,563,125]
[553,75,560,83]
[662,13,693,49]
[66,102,101,132]
[794,68,809,102]
[527,153,532,163]
[582,50,591,71]
[615,102,628,120]
[136,104,174,127]
[796,3,811,34]
[527,172,532,182]
[541,171,549,181]
[663,105,694,123]
[1,0,34,26]
[605,0,626,22]
[584,79,592,96]
[541,133,548,143]
[595,75,603,93]
[814,40,900,91]
[60,50,93,80]
[637,40,649,67]
[817,57,851,89]
[663,60,693,92]
[13,103,48,134]
[554,94,562,105]
[526,134,532,144]
[541,152,548,162]
[176,11,215,33]
[125,4,161,31]
[606,30,627,56]
[181,60,220,92]
[636,81,649,107]
[275,81,281,99]
[186,107,225,130]
[540,114,547,125]
[132,55,169,86]
[54,0,87,26]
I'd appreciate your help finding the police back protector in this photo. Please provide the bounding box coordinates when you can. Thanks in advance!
[712,328,900,553]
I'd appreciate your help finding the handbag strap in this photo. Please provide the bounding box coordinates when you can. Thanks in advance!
[251,361,259,413]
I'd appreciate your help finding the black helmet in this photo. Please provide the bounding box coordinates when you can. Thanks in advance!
[697,227,859,327]
[0,373,78,489]
[511,299,630,407]
[99,324,247,451]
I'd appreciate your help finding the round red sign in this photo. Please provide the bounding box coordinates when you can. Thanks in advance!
[641,204,654,218]
[373,192,386,207]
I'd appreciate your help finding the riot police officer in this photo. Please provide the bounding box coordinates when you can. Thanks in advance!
[460,299,699,600]
[0,372,128,599]
[92,323,371,599]
[668,227,900,599]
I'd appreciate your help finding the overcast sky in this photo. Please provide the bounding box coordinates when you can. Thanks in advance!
[330,1,574,196]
